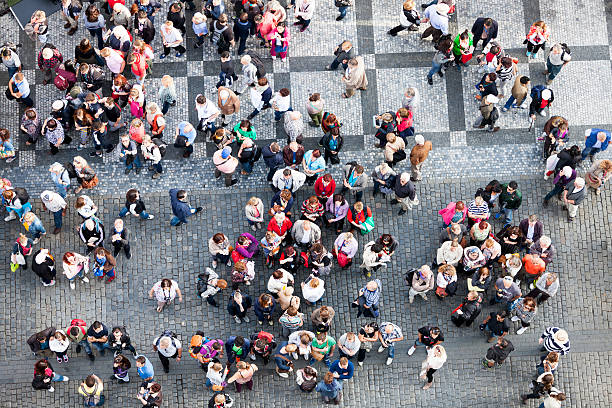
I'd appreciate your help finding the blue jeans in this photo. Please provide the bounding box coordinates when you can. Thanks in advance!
[119,207,151,219]
[242,160,253,173]
[503,95,516,110]
[581,146,601,161]
[498,206,513,226]
[88,28,104,50]
[7,66,18,78]
[544,184,565,201]
[55,183,69,198]
[338,6,348,17]
[91,342,110,353]
[484,324,503,340]
[52,373,66,382]
[52,208,62,229]
[546,59,563,81]
[78,339,93,355]
[386,344,395,359]
[427,62,442,79]
[123,155,143,170]
[274,107,292,121]
[171,216,188,226]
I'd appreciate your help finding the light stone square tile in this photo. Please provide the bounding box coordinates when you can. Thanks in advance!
[372,0,431,54]
[547,60,612,125]
[456,0,527,49]
[376,67,449,132]
[18,149,35,167]
[449,130,467,147]
[289,71,363,138]
[540,0,609,46]
[187,61,204,77]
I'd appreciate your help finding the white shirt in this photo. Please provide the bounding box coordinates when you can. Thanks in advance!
[104,49,125,74]
[526,224,535,240]
[41,192,66,213]
[161,27,183,45]
[153,336,182,357]
[153,280,179,302]
[300,229,311,244]
[302,279,325,303]
[195,97,220,121]
[424,5,449,34]
[2,52,21,68]
[271,93,291,112]
[77,195,97,218]
[426,347,447,370]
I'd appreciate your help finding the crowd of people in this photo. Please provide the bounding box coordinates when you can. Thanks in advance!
[1,0,609,406]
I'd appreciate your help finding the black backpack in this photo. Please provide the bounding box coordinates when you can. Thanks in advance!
[248,52,266,79]
[211,24,228,45]
[196,273,208,297]
[404,268,417,286]
[13,187,29,203]
[300,377,317,392]
[557,43,571,59]
[155,330,178,348]
[153,138,167,158]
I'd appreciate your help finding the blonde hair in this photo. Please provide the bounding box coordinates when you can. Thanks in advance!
[161,75,174,87]
[309,278,320,288]
[23,212,36,222]
[403,0,416,10]
[146,103,160,114]
[353,202,364,212]
[247,197,260,206]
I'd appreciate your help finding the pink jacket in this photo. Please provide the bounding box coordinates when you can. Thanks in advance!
[438,202,467,225]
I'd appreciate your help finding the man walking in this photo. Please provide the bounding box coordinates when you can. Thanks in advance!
[482,337,514,369]
[378,321,403,365]
[169,189,203,226]
[40,190,67,235]
[494,181,522,228]
[545,43,571,84]
[326,41,354,71]
[152,331,183,373]
[409,134,432,182]
[475,95,500,132]
[479,311,510,343]
[471,17,498,49]
[391,173,418,216]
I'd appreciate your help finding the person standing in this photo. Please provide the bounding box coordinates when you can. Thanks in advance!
[545,43,571,84]
[66,319,94,361]
[213,146,239,187]
[580,128,610,162]
[6,72,34,107]
[539,327,570,356]
[482,337,514,369]
[407,326,444,356]
[586,159,612,195]
[341,57,368,98]
[32,249,56,287]
[61,0,82,36]
[529,86,554,119]
[152,331,182,373]
[543,166,576,207]
[326,40,353,71]
[227,361,258,392]
[525,21,550,59]
[426,36,453,85]
[479,311,510,342]
[169,189,203,226]
[378,321,403,365]
[471,17,498,49]
[409,134,432,182]
[294,0,315,32]
[476,94,500,132]
[494,181,522,228]
[37,45,63,86]
[420,3,450,43]
[560,177,586,222]
[149,279,183,313]
[391,172,418,216]
[135,355,154,383]
[315,372,343,404]
[419,345,446,390]
[78,374,104,407]
[40,191,66,235]
[409,265,435,303]
[502,76,530,112]
[159,21,186,59]
[273,342,296,378]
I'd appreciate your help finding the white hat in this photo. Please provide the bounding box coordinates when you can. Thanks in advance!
[42,48,53,59]
[553,329,568,343]
[542,89,552,100]
[51,100,64,110]
[435,3,450,15]
[486,94,499,104]
[562,166,572,178]
[414,134,425,145]
[219,89,229,99]
[400,172,410,183]
[574,177,585,187]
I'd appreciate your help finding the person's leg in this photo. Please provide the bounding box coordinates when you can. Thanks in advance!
[52,372,66,382]
[427,62,441,80]
[502,207,512,226]
[388,25,407,36]
[22,95,34,107]
[543,184,563,202]
[426,368,436,383]
[118,207,129,217]
[338,6,348,19]
[329,58,341,70]
[503,95,516,110]
[53,210,63,229]
[158,351,170,372]
[387,344,395,360]
[355,190,363,202]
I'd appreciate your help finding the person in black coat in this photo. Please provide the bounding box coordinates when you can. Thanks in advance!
[554,145,581,173]
[32,249,56,286]
[471,17,498,50]
[518,215,543,249]
[451,291,482,327]
[321,127,344,165]
[167,2,186,35]
[262,142,284,182]
[27,327,56,356]
[391,172,417,216]
[134,11,156,44]
[109,326,137,356]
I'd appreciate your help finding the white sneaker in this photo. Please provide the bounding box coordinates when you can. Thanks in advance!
[212,260,218,269]
[358,361,363,367]
[256,223,262,230]
[48,386,55,392]
[4,213,16,221]
[516,327,528,335]
[303,353,309,360]
[245,280,251,285]
[33,238,40,245]
[539,111,546,117]
[81,277,89,283]
[511,316,520,322]
[251,224,257,231]
[249,353,256,361]
[277,371,289,378]
[386,357,393,366]
[268,320,274,326]
[408,346,416,356]
[543,175,549,180]
[147,215,154,220]
[243,316,250,323]
[63,376,69,381]
[409,297,414,304]
[234,316,241,323]
[70,281,76,290]
[292,352,298,359]
[422,294,428,300]
[227,259,232,267]
[378,346,385,353]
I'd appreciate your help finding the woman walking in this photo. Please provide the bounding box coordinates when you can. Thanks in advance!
[342,57,368,98]
[149,278,183,313]
[419,344,447,390]
[227,361,258,392]
[525,21,550,59]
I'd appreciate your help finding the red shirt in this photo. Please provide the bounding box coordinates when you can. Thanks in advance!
[314,177,336,198]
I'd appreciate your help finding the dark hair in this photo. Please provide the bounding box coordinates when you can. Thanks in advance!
[484,18,493,27]
[137,10,147,19]
[239,120,252,130]
[239,12,249,22]
[501,57,512,68]
[520,76,530,85]
[490,46,500,55]
[309,93,320,102]
[332,193,344,203]
[272,269,283,279]
[1,49,10,57]
[257,77,268,86]
[430,327,441,335]
[330,127,340,136]
[323,174,333,182]
[459,30,469,40]
[47,118,57,129]
[34,359,49,375]
[487,73,497,81]
[312,149,321,158]
[79,38,92,53]
[303,366,316,377]
[371,243,384,253]
[150,383,162,393]
[92,321,102,330]
[126,188,138,203]
[161,278,172,288]
[70,326,81,337]
[496,310,508,318]
[498,338,509,348]
[485,180,502,194]
[136,356,146,364]
[279,88,290,97]
[196,95,206,104]
[221,51,230,59]
[234,336,245,347]
[177,190,187,200]
[283,168,292,177]
[85,375,96,387]
[212,233,225,244]
[508,181,518,190]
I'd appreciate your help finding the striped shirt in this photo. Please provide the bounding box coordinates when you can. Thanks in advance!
[379,322,402,343]
[541,327,570,355]
[361,279,382,307]
[467,200,490,218]
[497,65,514,81]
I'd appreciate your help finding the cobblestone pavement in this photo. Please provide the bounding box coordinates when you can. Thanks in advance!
[0,0,611,407]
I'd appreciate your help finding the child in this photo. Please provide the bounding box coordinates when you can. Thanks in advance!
[90,122,114,157]
[192,12,209,48]
[216,51,237,88]
[0,128,16,163]
[118,134,142,175]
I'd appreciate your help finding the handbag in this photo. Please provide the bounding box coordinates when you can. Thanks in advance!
[310,349,325,361]
[360,216,375,235]
[336,251,349,268]
[81,175,99,189]
[435,286,447,297]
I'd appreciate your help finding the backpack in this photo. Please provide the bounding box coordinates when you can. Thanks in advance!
[54,72,70,91]
[404,268,417,286]
[255,331,274,343]
[250,145,262,163]
[530,85,545,100]
[152,138,167,158]
[81,382,101,406]
[155,330,178,348]
[13,187,29,203]
[211,23,228,45]
[558,43,571,59]
[69,319,87,335]
[300,377,317,392]
[188,334,211,359]
[196,273,208,296]
[248,53,266,79]
[334,0,353,6]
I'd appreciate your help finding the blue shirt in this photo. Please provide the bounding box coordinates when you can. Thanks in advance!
[304,150,326,172]
[348,171,358,186]
[329,359,354,380]
[178,121,197,145]
[137,356,155,380]
[12,74,30,97]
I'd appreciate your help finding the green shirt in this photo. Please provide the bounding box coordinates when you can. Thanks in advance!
[312,336,336,354]
[233,122,257,143]
[499,184,522,209]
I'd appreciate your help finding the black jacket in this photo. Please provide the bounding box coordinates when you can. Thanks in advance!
[262,145,284,169]
[471,18,498,44]
[32,250,55,282]
[134,17,155,44]
[27,327,56,353]
[485,340,514,364]
[460,297,482,322]
[394,178,416,200]
[321,132,344,153]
